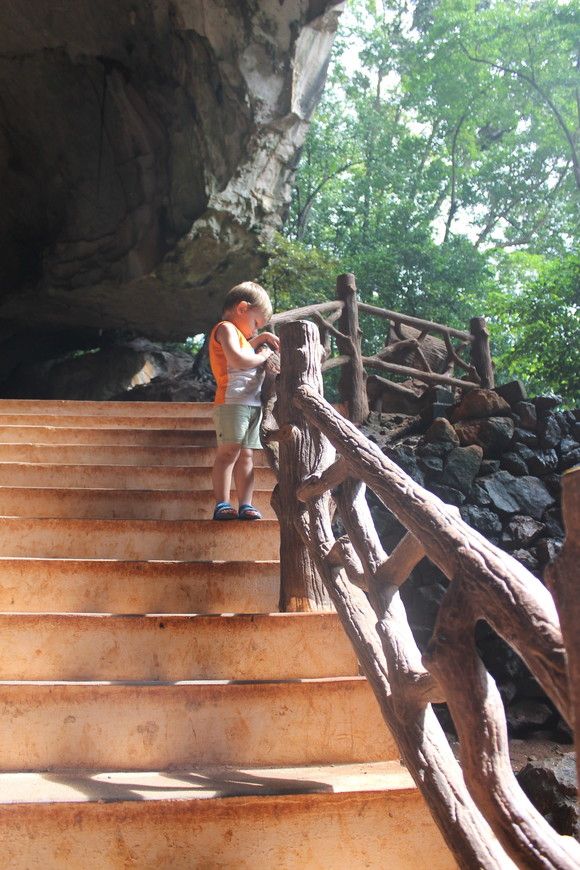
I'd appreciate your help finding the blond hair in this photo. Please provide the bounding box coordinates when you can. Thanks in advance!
[222,281,272,322]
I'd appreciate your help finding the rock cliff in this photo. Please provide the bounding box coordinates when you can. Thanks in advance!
[0,0,344,378]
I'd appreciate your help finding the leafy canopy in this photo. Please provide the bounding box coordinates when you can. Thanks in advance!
[258,0,580,402]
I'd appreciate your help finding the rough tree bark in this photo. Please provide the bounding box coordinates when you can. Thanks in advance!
[336,273,369,425]
[273,321,333,612]
[545,465,580,790]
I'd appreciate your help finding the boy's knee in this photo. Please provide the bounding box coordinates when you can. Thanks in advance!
[216,443,241,464]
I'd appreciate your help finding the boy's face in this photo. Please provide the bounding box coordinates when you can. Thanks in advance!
[231,302,267,339]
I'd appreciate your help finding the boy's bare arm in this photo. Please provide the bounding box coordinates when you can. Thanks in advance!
[249,331,280,352]
[216,322,272,370]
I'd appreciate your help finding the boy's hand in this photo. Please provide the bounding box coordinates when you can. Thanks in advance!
[256,344,273,361]
[250,331,280,352]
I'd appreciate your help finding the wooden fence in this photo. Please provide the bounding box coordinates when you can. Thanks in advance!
[269,273,494,425]
[260,286,580,869]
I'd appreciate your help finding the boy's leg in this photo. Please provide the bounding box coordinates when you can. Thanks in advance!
[233,447,254,507]
[212,443,241,505]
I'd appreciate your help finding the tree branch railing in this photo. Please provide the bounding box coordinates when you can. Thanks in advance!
[260,318,580,870]
[269,273,494,425]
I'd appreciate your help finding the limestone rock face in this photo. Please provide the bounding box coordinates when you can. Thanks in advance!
[0,0,344,370]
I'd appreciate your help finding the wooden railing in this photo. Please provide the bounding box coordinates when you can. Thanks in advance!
[269,273,494,425]
[260,316,580,870]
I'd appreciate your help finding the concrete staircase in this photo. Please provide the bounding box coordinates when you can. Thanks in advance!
[0,399,454,869]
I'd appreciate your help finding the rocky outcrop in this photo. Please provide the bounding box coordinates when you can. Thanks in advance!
[0,339,200,401]
[0,0,344,376]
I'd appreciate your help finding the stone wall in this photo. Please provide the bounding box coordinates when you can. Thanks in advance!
[362,383,579,744]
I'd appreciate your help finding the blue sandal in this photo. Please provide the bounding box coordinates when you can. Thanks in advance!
[238,504,262,520]
[213,502,238,520]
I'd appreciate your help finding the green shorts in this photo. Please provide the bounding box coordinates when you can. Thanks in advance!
[212,404,262,449]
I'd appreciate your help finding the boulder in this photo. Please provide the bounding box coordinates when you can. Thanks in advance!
[477,471,555,520]
[450,388,511,422]
[513,401,538,431]
[441,445,483,494]
[517,755,579,838]
[418,417,460,452]
[504,516,545,548]
[453,416,515,458]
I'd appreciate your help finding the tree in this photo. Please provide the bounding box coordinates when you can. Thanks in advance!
[405,0,580,252]
[489,252,580,405]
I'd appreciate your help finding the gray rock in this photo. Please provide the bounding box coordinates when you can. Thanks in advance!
[477,471,555,519]
[479,459,501,475]
[542,473,563,497]
[494,380,528,405]
[511,548,541,574]
[513,443,537,463]
[513,427,539,448]
[417,455,444,477]
[526,449,559,477]
[513,401,538,431]
[429,483,466,506]
[506,699,556,735]
[538,414,563,449]
[384,446,426,486]
[454,416,515,458]
[559,446,580,472]
[441,445,483,494]
[501,451,529,476]
[533,395,563,412]
[517,754,578,838]
[460,505,503,538]
[505,516,545,548]
[558,436,580,456]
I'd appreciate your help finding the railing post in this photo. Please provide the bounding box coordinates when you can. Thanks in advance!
[336,273,369,424]
[274,320,333,612]
[545,465,580,790]
[470,316,494,389]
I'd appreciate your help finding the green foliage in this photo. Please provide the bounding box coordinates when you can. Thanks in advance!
[258,233,342,313]
[272,0,580,401]
[489,253,580,405]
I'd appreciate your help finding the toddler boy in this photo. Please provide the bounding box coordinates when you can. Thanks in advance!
[209,281,279,520]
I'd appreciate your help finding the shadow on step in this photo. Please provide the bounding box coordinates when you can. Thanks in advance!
[40,768,334,802]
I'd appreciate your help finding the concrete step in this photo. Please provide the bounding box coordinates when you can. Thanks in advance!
[0,413,214,430]
[0,763,455,869]
[0,612,357,681]
[0,558,280,614]
[0,399,213,418]
[0,677,397,770]
[0,487,275,520]
[0,443,263,465]
[0,518,280,560]
[0,425,216,445]
[0,462,275,490]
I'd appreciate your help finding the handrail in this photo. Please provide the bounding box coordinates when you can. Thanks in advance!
[357,300,474,342]
[266,274,494,424]
[261,318,580,870]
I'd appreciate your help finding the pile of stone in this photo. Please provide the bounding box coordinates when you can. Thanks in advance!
[361,382,580,834]
[363,382,579,745]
